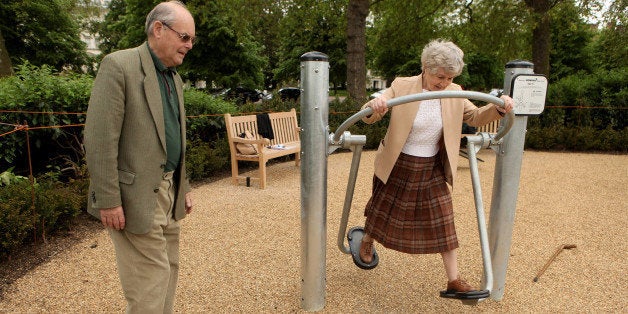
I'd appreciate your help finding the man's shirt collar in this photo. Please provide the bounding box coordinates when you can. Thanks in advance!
[147,42,176,73]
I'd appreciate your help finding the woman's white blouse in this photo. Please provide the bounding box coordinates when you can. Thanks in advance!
[401,95,443,157]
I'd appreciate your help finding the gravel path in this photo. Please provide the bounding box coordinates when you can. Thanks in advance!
[0,150,626,313]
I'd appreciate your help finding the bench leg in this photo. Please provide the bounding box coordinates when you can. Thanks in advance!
[294,152,301,167]
[230,157,239,186]
[259,159,267,189]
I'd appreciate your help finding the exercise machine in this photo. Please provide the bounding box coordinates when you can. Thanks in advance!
[299,52,547,311]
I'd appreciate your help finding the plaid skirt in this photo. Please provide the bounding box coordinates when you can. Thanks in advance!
[363,152,458,254]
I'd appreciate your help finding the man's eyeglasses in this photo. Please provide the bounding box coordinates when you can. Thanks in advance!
[161,21,196,44]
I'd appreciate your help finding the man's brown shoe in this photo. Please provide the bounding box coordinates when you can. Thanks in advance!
[359,235,374,264]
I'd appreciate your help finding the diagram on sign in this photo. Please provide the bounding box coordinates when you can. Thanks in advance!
[511,74,548,115]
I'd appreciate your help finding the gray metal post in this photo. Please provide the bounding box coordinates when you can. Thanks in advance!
[299,51,329,311]
[488,60,535,300]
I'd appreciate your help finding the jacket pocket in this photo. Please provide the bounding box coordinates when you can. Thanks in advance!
[118,169,136,185]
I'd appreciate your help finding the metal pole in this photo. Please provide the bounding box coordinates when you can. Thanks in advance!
[488,60,535,300]
[336,141,365,254]
[299,51,329,311]
[466,140,493,295]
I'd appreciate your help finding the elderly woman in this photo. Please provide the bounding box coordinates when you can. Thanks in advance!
[358,39,514,299]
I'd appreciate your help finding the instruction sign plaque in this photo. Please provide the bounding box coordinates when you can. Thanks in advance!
[511,74,548,115]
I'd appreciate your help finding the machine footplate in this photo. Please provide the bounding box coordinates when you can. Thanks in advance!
[347,226,379,270]
[439,289,490,300]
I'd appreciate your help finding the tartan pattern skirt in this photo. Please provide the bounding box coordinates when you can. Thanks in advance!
[363,152,458,254]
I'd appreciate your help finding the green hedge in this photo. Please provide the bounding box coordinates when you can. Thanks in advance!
[0,179,34,260]
[525,125,628,151]
[531,68,627,130]
[182,89,238,180]
[0,62,93,175]
[0,172,85,260]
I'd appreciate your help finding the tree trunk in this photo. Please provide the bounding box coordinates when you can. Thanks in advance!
[346,0,369,106]
[525,0,552,77]
[0,30,14,77]
[532,14,550,77]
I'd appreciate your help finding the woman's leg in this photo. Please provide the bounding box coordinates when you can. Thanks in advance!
[441,249,459,281]
[441,248,477,294]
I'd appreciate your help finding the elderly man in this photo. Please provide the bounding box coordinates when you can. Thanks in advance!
[84,1,195,312]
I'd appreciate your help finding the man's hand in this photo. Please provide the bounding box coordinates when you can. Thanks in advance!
[185,192,193,214]
[99,206,125,230]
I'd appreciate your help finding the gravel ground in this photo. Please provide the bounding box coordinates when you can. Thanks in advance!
[0,149,626,313]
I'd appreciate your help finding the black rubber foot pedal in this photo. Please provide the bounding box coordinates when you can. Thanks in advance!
[347,226,379,270]
[439,289,490,300]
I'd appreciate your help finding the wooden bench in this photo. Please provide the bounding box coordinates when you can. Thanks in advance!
[477,119,500,134]
[224,108,301,189]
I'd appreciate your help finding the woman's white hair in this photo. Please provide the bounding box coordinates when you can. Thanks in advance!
[145,1,188,37]
[421,39,465,76]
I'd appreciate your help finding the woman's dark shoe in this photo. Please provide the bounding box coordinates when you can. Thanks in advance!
[359,235,374,264]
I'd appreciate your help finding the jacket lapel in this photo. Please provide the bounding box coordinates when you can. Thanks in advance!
[139,44,167,153]
[173,72,186,154]
[440,95,454,143]
[392,75,423,138]
[440,84,460,145]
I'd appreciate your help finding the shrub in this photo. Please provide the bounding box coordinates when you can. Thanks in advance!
[525,126,627,152]
[186,138,230,181]
[34,174,85,238]
[0,180,36,260]
[0,62,93,176]
[328,98,390,150]
[0,171,87,260]
[525,67,626,151]
[0,167,29,186]
[183,89,238,181]
[544,68,627,130]
[184,88,238,143]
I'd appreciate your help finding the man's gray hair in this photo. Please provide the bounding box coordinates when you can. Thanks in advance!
[421,39,465,76]
[145,1,187,37]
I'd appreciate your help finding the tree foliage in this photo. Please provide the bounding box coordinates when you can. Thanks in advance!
[590,0,627,70]
[449,0,532,67]
[0,0,89,72]
[88,0,625,93]
[207,0,285,89]
[94,0,130,56]
[274,0,348,88]
[183,0,266,89]
[549,1,596,81]
[97,0,267,89]
[368,0,448,82]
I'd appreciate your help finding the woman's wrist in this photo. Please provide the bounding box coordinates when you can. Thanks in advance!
[495,104,506,117]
